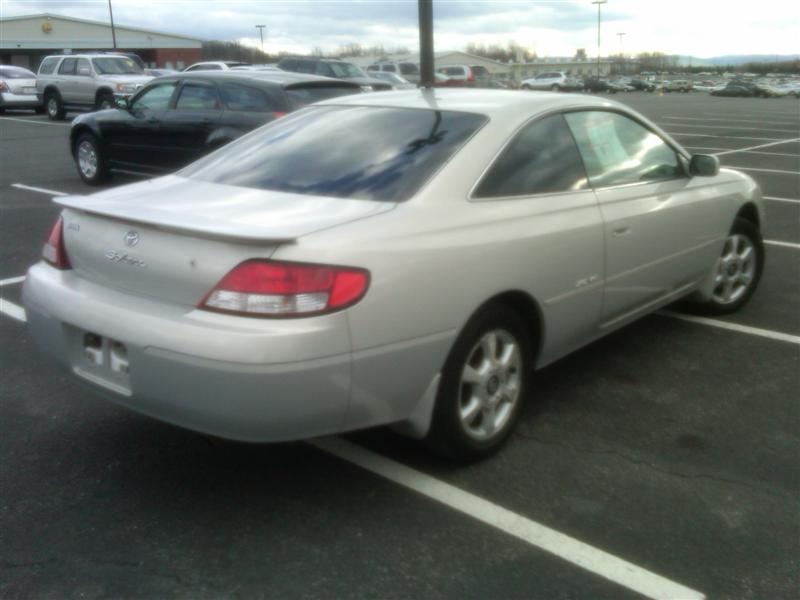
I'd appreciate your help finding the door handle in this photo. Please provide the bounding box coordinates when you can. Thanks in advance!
[612,226,631,236]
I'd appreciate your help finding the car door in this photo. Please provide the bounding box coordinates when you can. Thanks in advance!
[158,79,223,169]
[564,110,726,326]
[56,57,78,102]
[103,80,178,171]
[74,58,95,106]
[470,113,605,359]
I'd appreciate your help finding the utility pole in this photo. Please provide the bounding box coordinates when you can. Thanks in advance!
[617,32,625,75]
[108,0,117,49]
[591,0,607,79]
[255,25,266,53]
[418,0,434,88]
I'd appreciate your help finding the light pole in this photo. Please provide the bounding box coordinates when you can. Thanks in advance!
[108,0,117,49]
[255,25,266,53]
[616,32,625,75]
[591,0,607,79]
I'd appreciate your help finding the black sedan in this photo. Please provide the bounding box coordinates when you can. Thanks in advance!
[69,71,361,185]
[711,83,755,97]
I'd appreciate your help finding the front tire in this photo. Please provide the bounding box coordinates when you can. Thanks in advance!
[688,218,764,315]
[426,304,532,461]
[74,132,110,185]
[550,84,560,92]
[45,91,65,120]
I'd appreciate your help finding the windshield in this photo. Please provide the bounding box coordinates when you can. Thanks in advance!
[0,66,36,79]
[92,57,144,75]
[182,106,487,202]
[329,62,366,78]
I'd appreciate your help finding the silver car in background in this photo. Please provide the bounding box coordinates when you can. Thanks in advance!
[24,90,764,460]
[0,66,42,114]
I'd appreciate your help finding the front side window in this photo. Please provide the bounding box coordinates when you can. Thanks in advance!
[564,111,683,188]
[473,114,588,198]
[176,84,219,110]
[400,63,419,75]
[92,57,143,75]
[382,64,396,73]
[131,82,177,111]
[182,106,487,202]
[38,57,59,75]
[58,58,77,75]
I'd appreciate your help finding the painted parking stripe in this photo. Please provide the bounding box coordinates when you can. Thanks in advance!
[663,116,800,127]
[765,240,800,250]
[666,132,795,142]
[713,137,800,156]
[0,297,26,323]
[0,275,26,286]
[312,436,705,600]
[658,123,799,134]
[763,196,800,205]
[10,183,68,196]
[0,116,70,127]
[660,311,800,345]
[724,166,799,175]
[683,147,800,158]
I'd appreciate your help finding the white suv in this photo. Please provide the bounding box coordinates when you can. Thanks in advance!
[520,71,578,92]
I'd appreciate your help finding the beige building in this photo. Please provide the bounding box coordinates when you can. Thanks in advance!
[0,13,203,70]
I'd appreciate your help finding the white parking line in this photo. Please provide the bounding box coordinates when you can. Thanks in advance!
[312,436,705,600]
[667,132,795,142]
[0,275,26,286]
[0,116,70,127]
[763,196,800,205]
[658,123,799,134]
[724,166,799,175]
[10,183,69,196]
[663,116,800,127]
[765,240,800,250]
[660,311,800,345]
[712,137,800,156]
[0,297,26,322]
[683,147,800,158]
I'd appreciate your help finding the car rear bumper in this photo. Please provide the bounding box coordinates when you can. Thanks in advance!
[0,92,41,108]
[23,262,354,442]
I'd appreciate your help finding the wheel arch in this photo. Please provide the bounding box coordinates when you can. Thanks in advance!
[736,202,760,230]
[70,123,102,157]
[475,290,545,365]
[42,85,61,99]
[94,87,114,103]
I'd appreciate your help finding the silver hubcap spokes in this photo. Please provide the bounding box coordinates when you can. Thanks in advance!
[77,141,98,179]
[47,98,58,116]
[712,234,756,305]
[459,329,521,441]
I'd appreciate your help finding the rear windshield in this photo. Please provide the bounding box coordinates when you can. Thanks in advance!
[182,106,487,202]
[284,84,360,109]
[0,66,36,79]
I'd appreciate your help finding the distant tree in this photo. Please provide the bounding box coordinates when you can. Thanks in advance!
[202,40,275,63]
[575,48,587,60]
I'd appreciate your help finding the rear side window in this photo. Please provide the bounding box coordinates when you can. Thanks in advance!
[176,84,220,110]
[219,83,277,112]
[38,58,59,75]
[131,82,178,111]
[58,58,77,75]
[183,106,487,202]
[400,63,419,76]
[381,64,396,73]
[564,111,683,188]
[296,60,316,74]
[284,84,360,109]
[474,114,588,198]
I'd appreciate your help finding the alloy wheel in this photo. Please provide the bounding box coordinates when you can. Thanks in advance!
[77,140,98,180]
[712,234,756,305]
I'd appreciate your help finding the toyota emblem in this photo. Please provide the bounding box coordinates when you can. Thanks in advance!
[123,231,140,247]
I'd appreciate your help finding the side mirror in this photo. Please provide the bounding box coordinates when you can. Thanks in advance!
[115,97,130,110]
[689,154,720,177]
[77,66,92,77]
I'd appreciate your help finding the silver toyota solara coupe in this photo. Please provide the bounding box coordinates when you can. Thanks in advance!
[24,89,764,460]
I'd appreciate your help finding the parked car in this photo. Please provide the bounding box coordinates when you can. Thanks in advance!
[26,89,764,460]
[664,79,693,93]
[607,80,634,93]
[0,66,43,114]
[711,83,756,97]
[582,76,616,93]
[368,72,416,89]
[182,61,252,72]
[436,65,477,87]
[628,78,656,92]
[366,61,421,83]
[68,71,361,184]
[36,53,153,120]
[145,68,178,77]
[277,57,391,91]
[520,71,580,91]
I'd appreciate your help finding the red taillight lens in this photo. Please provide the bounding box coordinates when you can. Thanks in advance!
[200,260,369,317]
[272,111,287,119]
[0,81,9,93]
[42,216,71,269]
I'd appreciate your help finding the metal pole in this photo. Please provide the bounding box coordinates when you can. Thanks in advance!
[617,32,625,75]
[108,0,117,49]
[256,25,266,53]
[418,0,434,88]
[591,0,607,79]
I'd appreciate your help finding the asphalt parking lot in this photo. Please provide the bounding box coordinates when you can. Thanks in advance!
[1,92,798,599]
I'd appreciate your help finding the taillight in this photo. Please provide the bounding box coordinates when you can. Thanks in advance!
[272,111,287,119]
[42,216,71,269]
[467,70,475,82]
[0,81,9,93]
[200,260,369,317]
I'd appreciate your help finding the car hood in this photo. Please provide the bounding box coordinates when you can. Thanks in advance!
[55,175,396,243]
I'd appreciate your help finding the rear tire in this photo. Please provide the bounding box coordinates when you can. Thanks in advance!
[426,304,532,462]
[550,84,560,92]
[521,84,532,90]
[74,132,110,185]
[686,218,764,316]
[45,91,65,120]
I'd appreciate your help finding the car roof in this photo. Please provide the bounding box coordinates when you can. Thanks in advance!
[156,70,361,88]
[317,88,622,119]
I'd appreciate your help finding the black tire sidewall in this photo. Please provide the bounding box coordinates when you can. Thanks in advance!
[45,92,64,120]
[427,304,533,461]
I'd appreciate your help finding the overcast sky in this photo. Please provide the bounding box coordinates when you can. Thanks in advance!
[2,0,798,58]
